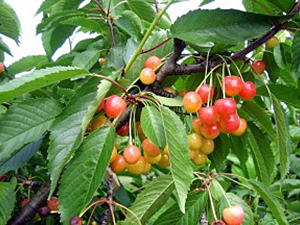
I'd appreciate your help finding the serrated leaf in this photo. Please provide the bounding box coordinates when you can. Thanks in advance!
[36,0,58,14]
[115,11,142,40]
[0,67,88,103]
[200,0,215,6]
[157,96,183,107]
[270,179,300,192]
[58,125,115,224]
[208,134,230,171]
[127,175,174,224]
[271,0,295,12]
[0,182,16,225]
[0,38,12,56]
[0,98,62,170]
[153,191,208,225]
[160,106,193,213]
[291,31,300,80]
[171,9,287,46]
[249,179,288,225]
[61,16,103,33]
[48,76,113,196]
[72,50,100,70]
[242,0,282,15]
[0,1,20,42]
[230,135,248,166]
[8,55,50,75]
[219,193,254,225]
[141,106,166,149]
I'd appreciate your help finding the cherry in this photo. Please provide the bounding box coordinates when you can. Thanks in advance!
[158,154,170,168]
[188,132,203,150]
[192,118,202,134]
[0,62,4,74]
[266,36,279,49]
[116,122,129,136]
[200,123,220,139]
[124,145,141,164]
[110,154,126,173]
[164,86,176,95]
[91,115,111,131]
[0,174,7,181]
[239,81,256,100]
[252,60,265,74]
[144,152,162,164]
[190,149,198,160]
[21,198,28,207]
[136,121,146,140]
[110,146,118,163]
[144,56,162,70]
[222,204,245,225]
[192,152,207,166]
[140,68,156,85]
[142,138,160,157]
[211,220,226,225]
[183,92,202,113]
[178,89,188,97]
[163,146,169,155]
[214,98,237,116]
[220,114,240,133]
[99,58,106,66]
[38,207,51,217]
[200,138,214,154]
[232,118,247,136]
[199,106,218,126]
[223,76,243,97]
[196,84,214,104]
[143,161,151,174]
[70,216,82,225]
[47,197,58,211]
[96,99,105,113]
[127,156,146,175]
[105,95,127,118]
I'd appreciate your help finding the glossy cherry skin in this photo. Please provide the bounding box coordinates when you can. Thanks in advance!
[140,68,156,85]
[38,207,51,217]
[183,92,202,113]
[110,154,126,173]
[136,121,146,140]
[252,60,266,74]
[192,118,202,134]
[70,216,82,225]
[110,146,118,163]
[239,81,256,100]
[222,204,245,225]
[211,220,226,225]
[0,62,4,74]
[200,123,220,139]
[158,154,170,168]
[220,114,240,133]
[47,197,59,211]
[214,98,237,116]
[232,118,247,136]
[142,161,151,174]
[96,99,105,113]
[116,122,129,136]
[223,76,243,96]
[124,146,141,164]
[192,152,207,166]
[266,36,279,49]
[127,156,146,175]
[99,58,106,66]
[105,95,127,118]
[144,56,162,70]
[200,138,214,154]
[199,106,218,126]
[144,152,162,164]
[196,85,214,104]
[188,133,203,150]
[190,149,198,160]
[142,138,160,157]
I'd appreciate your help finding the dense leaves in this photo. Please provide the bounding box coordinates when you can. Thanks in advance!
[0,182,16,225]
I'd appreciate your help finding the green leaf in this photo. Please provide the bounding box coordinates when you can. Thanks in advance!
[219,193,254,225]
[170,9,287,46]
[0,98,62,170]
[160,106,193,213]
[242,0,282,15]
[229,135,248,165]
[153,191,208,225]
[61,16,103,33]
[8,55,50,75]
[141,106,166,149]
[0,66,88,103]
[249,179,288,225]
[270,179,300,192]
[200,0,215,6]
[272,0,295,12]
[208,134,230,171]
[115,11,142,40]
[291,31,300,80]
[0,1,20,41]
[128,175,174,224]
[72,50,100,70]
[36,0,59,14]
[0,38,12,56]
[58,125,115,224]
[0,182,16,225]
[157,96,183,107]
[48,76,113,196]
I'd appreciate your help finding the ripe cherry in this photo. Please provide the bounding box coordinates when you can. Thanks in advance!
[158,154,170,168]
[220,114,240,133]
[136,121,146,140]
[163,146,169,155]
[239,81,256,100]
[116,122,129,136]
[188,132,203,150]
[105,95,127,118]
[223,76,243,97]
[110,146,118,163]
[232,118,247,136]
[266,36,279,49]
[200,138,214,154]
[124,145,141,164]
[215,98,237,116]
[192,152,207,166]
[47,197,58,211]
[70,216,82,225]
[192,118,202,134]
[96,99,105,113]
[144,56,162,70]
[99,58,106,66]
[183,92,202,113]
[38,207,51,217]
[222,204,245,225]
[164,86,176,95]
[142,138,160,157]
[144,152,162,164]
[127,156,146,175]
[199,106,218,126]
[143,161,151,174]
[200,123,220,139]
[140,68,156,85]
[21,199,28,207]
[196,85,214,104]
[252,60,265,75]
[211,220,226,225]
[190,149,199,160]
[110,154,126,173]
[91,115,111,131]
[0,62,4,74]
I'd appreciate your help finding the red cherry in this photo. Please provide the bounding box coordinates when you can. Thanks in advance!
[38,207,51,217]
[223,204,245,225]
[232,118,247,136]
[116,122,129,136]
[105,95,127,118]
[220,114,240,133]
[223,76,243,96]
[192,118,202,134]
[196,85,214,104]
[199,106,218,126]
[183,92,202,113]
[70,216,82,225]
[96,99,105,113]
[123,145,141,164]
[211,220,226,225]
[200,123,220,139]
[239,81,256,100]
[47,197,59,211]
[142,138,160,157]
[252,60,266,74]
[214,98,237,116]
[110,154,126,173]
[21,199,28,207]
[0,62,4,74]
[140,68,156,85]
[144,56,162,70]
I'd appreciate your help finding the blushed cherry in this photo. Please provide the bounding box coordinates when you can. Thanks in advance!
[91,115,111,131]
[144,152,162,164]
[158,154,170,168]
[127,156,146,175]
[192,152,207,166]
[188,132,203,150]
[200,123,220,139]
[252,60,265,74]
[220,114,240,133]
[239,81,256,100]
[96,99,105,113]
[116,122,129,136]
[222,204,245,225]
[105,95,127,118]
[200,138,214,154]
[142,138,160,157]
[223,76,243,96]
[192,118,202,134]
[136,121,146,140]
[199,106,218,126]
[145,56,162,70]
[110,146,118,163]
[232,118,247,136]
[142,161,151,174]
[214,98,237,116]
[140,68,156,85]
[196,84,214,104]
[0,62,4,74]
[124,145,141,164]
[110,154,126,173]
[190,149,199,160]
[47,197,59,211]
[211,220,226,225]
[183,92,202,113]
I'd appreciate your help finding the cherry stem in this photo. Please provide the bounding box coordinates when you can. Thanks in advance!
[214,180,232,207]
[141,38,171,54]
[93,0,106,14]
[205,183,218,221]
[222,63,226,98]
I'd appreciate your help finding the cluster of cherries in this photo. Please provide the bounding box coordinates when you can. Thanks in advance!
[139,56,162,85]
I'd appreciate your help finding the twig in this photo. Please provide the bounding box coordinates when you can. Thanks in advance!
[107,19,116,47]
[154,0,159,13]
[17,177,44,187]
[141,38,171,54]
[94,0,106,14]
[100,175,114,225]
